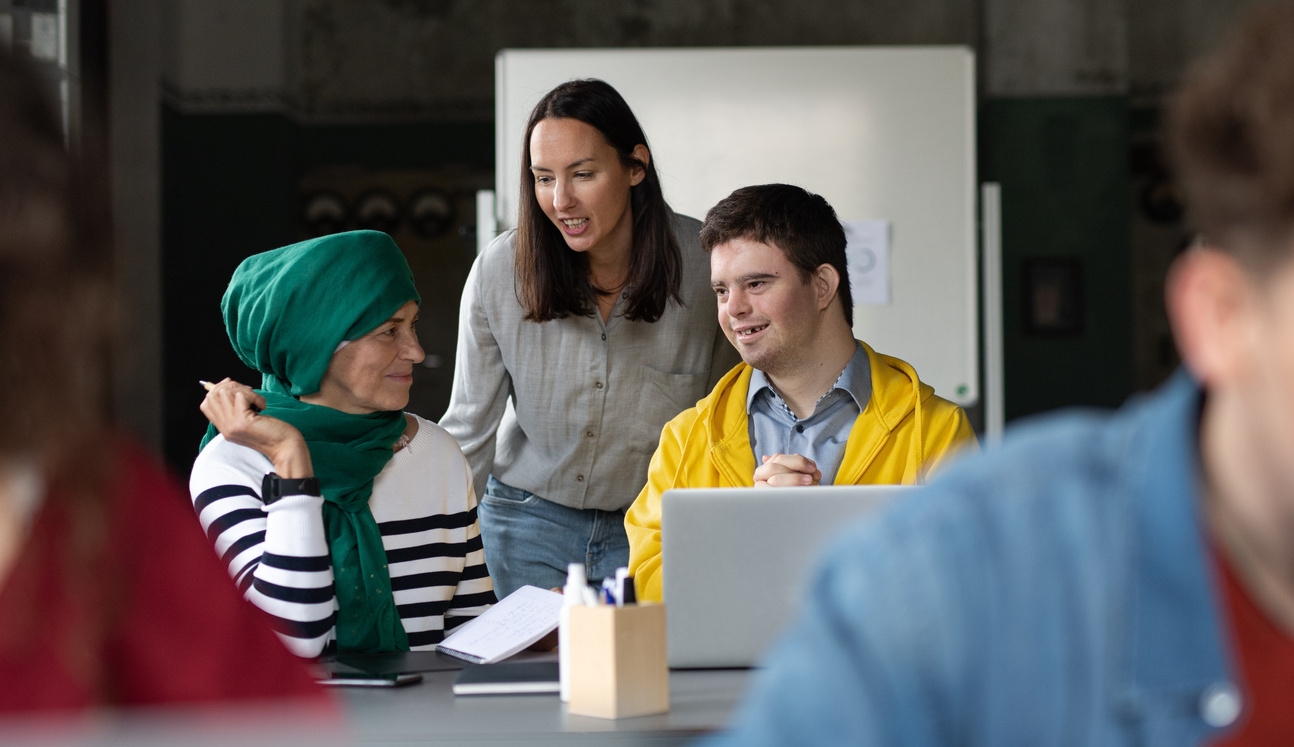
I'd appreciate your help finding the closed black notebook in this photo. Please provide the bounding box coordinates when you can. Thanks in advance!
[452,661,560,696]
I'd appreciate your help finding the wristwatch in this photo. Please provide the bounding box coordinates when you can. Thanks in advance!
[261,472,321,505]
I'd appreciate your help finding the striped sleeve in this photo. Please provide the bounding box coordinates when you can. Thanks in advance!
[189,441,336,658]
[446,477,495,621]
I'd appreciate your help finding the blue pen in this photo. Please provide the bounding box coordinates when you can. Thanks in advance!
[614,567,631,607]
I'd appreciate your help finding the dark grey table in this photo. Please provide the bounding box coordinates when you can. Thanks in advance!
[0,656,754,746]
[340,655,753,746]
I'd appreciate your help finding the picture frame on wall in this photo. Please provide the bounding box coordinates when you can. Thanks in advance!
[1022,258,1084,336]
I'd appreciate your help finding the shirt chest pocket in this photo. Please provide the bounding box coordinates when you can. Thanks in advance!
[626,367,708,453]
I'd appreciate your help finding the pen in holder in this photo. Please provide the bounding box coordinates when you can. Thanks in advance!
[566,602,669,719]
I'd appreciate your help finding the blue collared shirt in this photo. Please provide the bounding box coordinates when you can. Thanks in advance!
[746,342,872,485]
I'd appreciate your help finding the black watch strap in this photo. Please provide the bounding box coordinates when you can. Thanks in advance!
[261,472,321,505]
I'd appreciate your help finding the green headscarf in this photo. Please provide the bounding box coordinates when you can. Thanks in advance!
[200,230,421,654]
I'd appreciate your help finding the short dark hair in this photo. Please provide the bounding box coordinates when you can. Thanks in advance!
[1168,4,1294,269]
[700,184,853,326]
[515,79,682,323]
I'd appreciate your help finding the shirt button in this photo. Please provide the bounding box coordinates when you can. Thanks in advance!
[595,381,604,389]
[795,424,804,433]
[586,430,594,438]
[1199,681,1242,728]
[576,474,585,482]
[601,333,607,341]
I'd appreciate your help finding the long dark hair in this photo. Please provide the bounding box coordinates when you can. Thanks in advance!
[0,48,113,471]
[0,45,119,665]
[515,79,682,323]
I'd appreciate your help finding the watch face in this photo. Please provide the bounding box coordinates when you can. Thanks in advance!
[262,472,283,504]
[262,473,320,504]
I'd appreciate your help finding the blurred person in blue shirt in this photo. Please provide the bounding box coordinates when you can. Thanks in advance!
[709,5,1294,746]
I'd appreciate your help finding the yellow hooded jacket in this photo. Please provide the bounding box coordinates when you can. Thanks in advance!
[624,341,977,602]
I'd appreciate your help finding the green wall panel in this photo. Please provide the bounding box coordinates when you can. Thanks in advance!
[982,96,1134,421]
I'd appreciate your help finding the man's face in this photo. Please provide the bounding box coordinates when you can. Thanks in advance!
[1176,246,1294,502]
[1229,259,1294,495]
[710,237,825,378]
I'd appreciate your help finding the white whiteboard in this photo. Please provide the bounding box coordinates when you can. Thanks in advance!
[496,47,978,406]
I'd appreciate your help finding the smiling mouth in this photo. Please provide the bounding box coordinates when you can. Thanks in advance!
[561,218,589,233]
[735,324,768,338]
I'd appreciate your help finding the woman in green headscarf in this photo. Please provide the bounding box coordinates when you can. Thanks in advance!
[189,230,495,657]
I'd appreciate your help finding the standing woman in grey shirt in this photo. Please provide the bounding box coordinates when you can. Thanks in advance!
[441,79,739,597]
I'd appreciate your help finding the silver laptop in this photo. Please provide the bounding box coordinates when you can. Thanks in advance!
[661,485,911,669]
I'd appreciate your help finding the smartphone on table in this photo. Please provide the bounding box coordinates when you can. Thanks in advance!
[316,672,424,688]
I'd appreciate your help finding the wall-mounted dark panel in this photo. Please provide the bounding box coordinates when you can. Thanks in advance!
[982,96,1134,421]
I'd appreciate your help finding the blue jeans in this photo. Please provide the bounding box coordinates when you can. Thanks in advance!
[478,476,630,599]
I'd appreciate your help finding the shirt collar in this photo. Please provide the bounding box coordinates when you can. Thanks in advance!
[746,342,871,415]
[1117,370,1235,726]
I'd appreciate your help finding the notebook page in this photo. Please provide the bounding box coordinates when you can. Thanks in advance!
[436,586,563,664]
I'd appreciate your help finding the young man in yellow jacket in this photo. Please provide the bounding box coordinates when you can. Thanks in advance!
[625,184,977,602]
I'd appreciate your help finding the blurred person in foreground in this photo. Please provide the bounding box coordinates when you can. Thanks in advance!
[710,6,1294,746]
[0,48,326,712]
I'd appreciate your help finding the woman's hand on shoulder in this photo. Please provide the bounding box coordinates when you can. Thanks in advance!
[200,378,314,478]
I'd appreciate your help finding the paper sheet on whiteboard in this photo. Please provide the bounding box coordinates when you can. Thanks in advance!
[844,220,891,306]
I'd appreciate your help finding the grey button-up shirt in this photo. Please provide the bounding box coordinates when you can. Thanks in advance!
[746,342,872,485]
[440,213,741,511]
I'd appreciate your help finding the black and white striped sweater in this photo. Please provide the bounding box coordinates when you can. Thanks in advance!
[189,414,494,657]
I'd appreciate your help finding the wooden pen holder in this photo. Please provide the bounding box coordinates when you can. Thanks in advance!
[566,603,669,719]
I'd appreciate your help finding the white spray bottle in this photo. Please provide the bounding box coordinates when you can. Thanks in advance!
[559,562,588,702]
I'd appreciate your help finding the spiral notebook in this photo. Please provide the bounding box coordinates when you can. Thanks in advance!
[435,585,563,665]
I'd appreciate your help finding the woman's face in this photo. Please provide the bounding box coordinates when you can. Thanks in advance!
[304,300,423,414]
[529,117,648,261]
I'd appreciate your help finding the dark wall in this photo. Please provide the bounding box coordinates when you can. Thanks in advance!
[160,106,492,472]
[981,96,1135,421]
[161,108,297,471]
